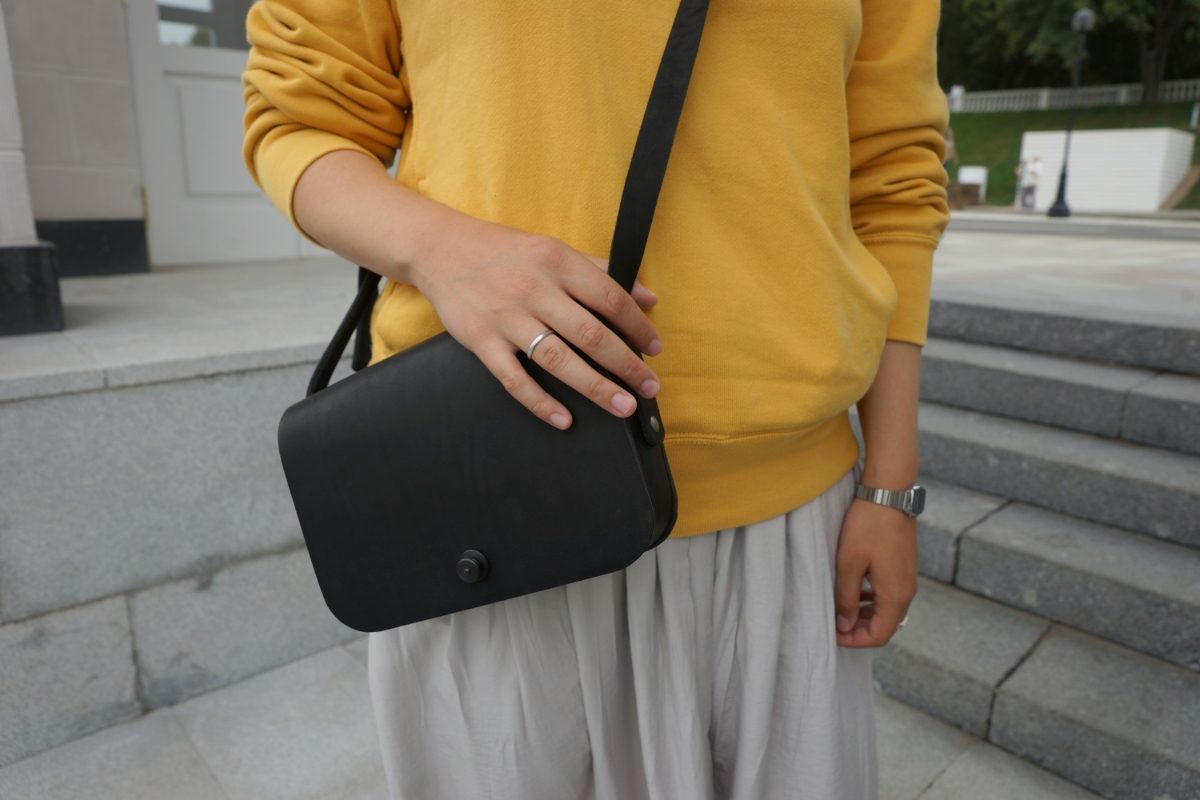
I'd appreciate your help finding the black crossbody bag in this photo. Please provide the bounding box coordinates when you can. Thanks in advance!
[277,0,709,633]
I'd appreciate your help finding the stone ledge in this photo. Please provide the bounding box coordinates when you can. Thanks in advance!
[913,477,1007,583]
[873,576,1048,737]
[1122,372,1200,456]
[992,626,1200,799]
[921,336,1156,439]
[0,256,357,403]
[959,502,1200,670]
[0,364,313,622]
[918,401,1200,547]
[928,293,1200,376]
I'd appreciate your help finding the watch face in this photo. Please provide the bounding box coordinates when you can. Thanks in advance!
[909,486,926,516]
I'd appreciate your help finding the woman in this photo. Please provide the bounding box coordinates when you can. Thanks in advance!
[242,1,947,798]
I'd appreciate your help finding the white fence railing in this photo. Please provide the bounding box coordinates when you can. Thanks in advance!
[948,78,1200,113]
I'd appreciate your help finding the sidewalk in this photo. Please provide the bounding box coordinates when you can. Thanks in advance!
[948,207,1200,241]
[0,637,1099,800]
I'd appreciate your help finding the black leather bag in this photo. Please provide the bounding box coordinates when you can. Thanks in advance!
[277,0,709,633]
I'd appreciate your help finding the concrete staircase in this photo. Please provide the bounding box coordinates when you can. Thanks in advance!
[865,295,1200,800]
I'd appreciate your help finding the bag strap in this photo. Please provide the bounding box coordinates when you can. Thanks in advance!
[307,0,710,397]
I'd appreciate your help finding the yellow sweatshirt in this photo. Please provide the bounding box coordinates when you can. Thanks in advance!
[242,0,950,539]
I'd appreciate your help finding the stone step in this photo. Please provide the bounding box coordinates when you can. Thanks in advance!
[992,626,1200,800]
[916,401,1200,549]
[956,502,1200,671]
[874,578,1200,800]
[927,295,1200,376]
[912,477,1200,671]
[921,337,1200,456]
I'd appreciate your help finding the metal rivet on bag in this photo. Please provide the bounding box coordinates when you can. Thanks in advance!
[456,550,489,584]
[650,415,661,433]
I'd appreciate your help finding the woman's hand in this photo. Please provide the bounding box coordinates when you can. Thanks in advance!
[409,212,664,431]
[290,149,663,432]
[833,499,918,648]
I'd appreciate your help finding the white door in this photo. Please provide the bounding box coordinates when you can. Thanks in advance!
[125,0,320,265]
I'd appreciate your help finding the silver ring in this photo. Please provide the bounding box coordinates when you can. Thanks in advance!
[897,613,910,631]
[526,329,557,360]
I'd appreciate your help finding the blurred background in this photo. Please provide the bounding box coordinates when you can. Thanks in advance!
[0,1,1197,798]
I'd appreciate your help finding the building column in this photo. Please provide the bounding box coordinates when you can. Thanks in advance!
[0,1,62,335]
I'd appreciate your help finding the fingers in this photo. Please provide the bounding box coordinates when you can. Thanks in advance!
[867,586,908,645]
[559,256,662,358]
[537,301,661,402]
[835,575,916,648]
[631,280,659,310]
[522,323,645,419]
[579,253,658,311]
[477,343,573,430]
[834,556,866,638]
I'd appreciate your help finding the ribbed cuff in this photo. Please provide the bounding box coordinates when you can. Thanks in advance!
[859,238,937,347]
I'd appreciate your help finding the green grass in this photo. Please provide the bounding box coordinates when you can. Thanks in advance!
[949,102,1200,210]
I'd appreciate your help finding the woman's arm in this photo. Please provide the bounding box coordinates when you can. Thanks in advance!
[291,150,665,431]
[835,0,949,649]
[834,341,921,648]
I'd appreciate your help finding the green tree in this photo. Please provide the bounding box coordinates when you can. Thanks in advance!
[1101,0,1200,101]
[938,0,1200,98]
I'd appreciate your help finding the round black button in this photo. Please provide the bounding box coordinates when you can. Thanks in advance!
[456,550,489,583]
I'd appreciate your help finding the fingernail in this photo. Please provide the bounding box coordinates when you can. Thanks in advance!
[612,393,635,414]
[550,412,570,430]
[837,615,852,633]
[640,378,660,397]
[646,339,663,356]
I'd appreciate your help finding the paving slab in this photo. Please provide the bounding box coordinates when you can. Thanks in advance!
[875,692,975,800]
[171,645,387,800]
[919,401,1200,547]
[873,577,1048,737]
[130,547,361,708]
[918,739,1102,800]
[0,711,228,800]
[992,626,1200,800]
[959,502,1200,669]
[0,596,138,767]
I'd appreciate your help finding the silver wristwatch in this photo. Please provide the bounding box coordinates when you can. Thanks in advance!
[854,482,926,518]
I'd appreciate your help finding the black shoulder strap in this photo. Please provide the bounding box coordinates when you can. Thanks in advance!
[307,0,710,397]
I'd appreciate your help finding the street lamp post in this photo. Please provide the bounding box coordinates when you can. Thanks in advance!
[1048,7,1097,218]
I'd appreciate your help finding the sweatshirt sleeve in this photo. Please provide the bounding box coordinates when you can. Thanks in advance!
[241,0,410,243]
[846,0,950,347]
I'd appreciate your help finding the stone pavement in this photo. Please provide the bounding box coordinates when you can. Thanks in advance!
[0,637,1100,800]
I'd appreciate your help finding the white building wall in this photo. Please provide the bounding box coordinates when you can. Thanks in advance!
[1,0,143,220]
[0,1,37,246]
[1019,128,1197,213]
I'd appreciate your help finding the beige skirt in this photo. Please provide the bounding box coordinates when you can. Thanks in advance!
[367,461,876,800]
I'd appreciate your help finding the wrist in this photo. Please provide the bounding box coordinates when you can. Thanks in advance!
[860,458,920,489]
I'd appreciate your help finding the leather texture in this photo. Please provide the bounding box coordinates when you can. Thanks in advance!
[278,0,709,633]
